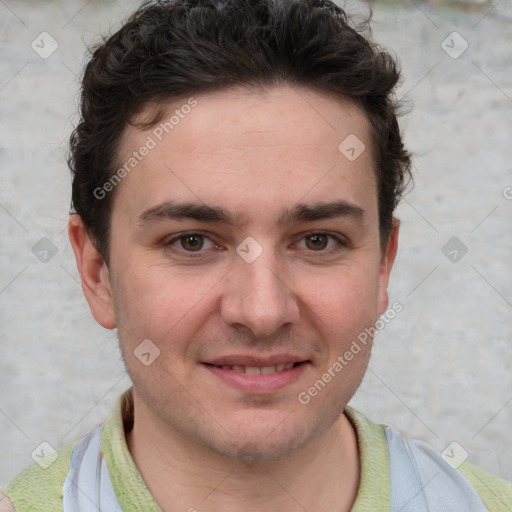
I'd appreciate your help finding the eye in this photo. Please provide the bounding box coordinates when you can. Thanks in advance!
[166,232,216,253]
[297,232,346,253]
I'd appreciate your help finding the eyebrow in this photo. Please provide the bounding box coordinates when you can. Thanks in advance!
[137,200,366,228]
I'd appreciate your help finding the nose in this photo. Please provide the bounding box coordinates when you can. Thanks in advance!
[220,246,300,338]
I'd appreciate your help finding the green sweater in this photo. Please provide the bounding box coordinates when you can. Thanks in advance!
[2,388,511,511]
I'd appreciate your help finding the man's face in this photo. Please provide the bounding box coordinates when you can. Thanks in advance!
[86,85,397,460]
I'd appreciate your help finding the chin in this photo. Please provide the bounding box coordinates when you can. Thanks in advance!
[218,432,305,465]
[206,412,321,465]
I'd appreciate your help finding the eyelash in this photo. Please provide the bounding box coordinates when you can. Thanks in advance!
[164,231,348,257]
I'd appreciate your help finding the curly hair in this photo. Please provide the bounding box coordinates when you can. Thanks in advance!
[69,0,412,264]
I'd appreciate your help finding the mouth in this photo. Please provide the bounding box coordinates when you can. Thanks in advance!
[203,361,303,374]
[201,358,310,393]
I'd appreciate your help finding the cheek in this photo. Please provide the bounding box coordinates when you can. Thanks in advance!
[307,263,381,329]
[112,261,220,342]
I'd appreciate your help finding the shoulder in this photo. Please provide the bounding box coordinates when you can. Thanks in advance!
[458,460,512,511]
[1,439,78,512]
[346,407,512,511]
[386,427,512,511]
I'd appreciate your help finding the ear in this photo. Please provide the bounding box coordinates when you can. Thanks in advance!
[68,214,117,329]
[377,218,400,316]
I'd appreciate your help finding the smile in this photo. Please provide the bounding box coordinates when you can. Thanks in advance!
[202,361,309,393]
[211,362,297,374]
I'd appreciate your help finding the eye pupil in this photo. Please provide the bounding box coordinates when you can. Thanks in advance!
[182,235,203,251]
[306,234,327,250]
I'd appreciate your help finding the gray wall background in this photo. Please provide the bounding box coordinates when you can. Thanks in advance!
[1,0,511,486]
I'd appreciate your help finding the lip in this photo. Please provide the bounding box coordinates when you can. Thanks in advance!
[204,354,308,367]
[202,360,310,393]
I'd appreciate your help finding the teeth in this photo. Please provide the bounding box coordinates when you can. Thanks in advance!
[219,363,297,374]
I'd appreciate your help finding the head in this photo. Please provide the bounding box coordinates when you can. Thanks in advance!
[69,0,412,462]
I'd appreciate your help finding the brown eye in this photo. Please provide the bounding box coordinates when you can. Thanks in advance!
[305,234,329,250]
[165,232,217,256]
[180,234,204,251]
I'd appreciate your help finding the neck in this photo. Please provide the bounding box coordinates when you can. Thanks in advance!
[126,394,360,512]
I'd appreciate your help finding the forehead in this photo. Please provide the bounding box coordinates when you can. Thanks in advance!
[113,85,377,224]
[126,85,372,155]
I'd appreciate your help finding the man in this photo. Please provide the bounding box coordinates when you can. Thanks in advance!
[2,0,511,510]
